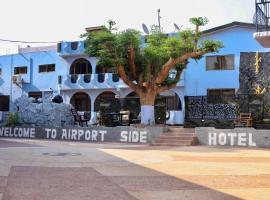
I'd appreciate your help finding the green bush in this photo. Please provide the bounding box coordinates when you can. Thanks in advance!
[4,112,20,127]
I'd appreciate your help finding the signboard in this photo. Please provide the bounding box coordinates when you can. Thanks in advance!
[0,126,164,144]
[196,127,270,148]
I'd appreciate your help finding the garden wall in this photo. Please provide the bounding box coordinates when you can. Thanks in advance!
[0,126,165,144]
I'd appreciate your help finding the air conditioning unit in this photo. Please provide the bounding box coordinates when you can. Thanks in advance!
[12,75,22,84]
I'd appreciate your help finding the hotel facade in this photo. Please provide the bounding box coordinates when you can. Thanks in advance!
[0,22,266,125]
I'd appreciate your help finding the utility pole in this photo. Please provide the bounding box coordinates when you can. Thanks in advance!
[157,9,161,31]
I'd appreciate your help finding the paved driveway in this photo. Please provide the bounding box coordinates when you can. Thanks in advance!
[0,139,269,200]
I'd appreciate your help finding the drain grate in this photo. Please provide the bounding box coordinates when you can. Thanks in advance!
[42,152,81,157]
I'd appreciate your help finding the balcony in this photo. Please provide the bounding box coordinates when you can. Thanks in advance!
[62,72,184,90]
[254,0,270,47]
[62,73,126,90]
[57,41,85,57]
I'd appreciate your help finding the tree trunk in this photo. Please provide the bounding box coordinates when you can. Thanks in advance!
[139,89,157,125]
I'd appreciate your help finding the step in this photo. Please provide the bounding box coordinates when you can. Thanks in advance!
[158,135,194,140]
[168,128,195,132]
[162,133,195,137]
[151,142,192,146]
[153,141,192,146]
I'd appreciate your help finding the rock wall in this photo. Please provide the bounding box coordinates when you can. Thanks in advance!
[239,52,270,95]
[14,96,74,127]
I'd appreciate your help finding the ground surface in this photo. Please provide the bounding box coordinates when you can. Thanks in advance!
[0,139,269,200]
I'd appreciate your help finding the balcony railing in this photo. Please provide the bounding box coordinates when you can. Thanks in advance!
[63,72,184,89]
[57,41,85,56]
[256,0,270,32]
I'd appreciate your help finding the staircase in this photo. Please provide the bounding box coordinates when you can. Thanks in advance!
[151,127,198,146]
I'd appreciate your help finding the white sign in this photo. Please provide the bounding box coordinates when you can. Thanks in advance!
[208,132,256,147]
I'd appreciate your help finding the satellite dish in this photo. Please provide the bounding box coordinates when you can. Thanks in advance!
[142,24,150,35]
[174,23,183,31]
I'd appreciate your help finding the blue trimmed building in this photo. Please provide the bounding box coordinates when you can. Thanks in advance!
[0,22,266,125]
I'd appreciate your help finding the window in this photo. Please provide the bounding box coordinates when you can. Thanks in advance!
[28,92,42,100]
[71,42,78,50]
[0,96,9,111]
[70,58,92,74]
[14,66,27,75]
[206,55,234,70]
[207,89,235,96]
[39,64,55,73]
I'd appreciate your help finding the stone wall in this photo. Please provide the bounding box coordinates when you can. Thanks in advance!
[239,52,270,95]
[14,96,74,127]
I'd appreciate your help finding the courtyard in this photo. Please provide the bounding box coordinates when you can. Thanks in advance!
[0,138,269,200]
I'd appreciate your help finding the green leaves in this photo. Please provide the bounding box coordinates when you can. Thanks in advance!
[83,17,223,87]
[189,17,209,26]
[200,40,224,53]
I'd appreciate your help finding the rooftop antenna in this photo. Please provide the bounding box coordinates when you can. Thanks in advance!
[142,24,150,35]
[173,23,183,32]
[157,9,161,31]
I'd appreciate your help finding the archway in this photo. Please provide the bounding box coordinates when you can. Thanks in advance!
[70,92,90,111]
[155,91,182,124]
[94,91,120,113]
[69,58,92,74]
[123,91,183,124]
[123,92,140,121]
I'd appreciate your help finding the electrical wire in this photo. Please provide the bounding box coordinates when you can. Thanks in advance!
[0,38,56,44]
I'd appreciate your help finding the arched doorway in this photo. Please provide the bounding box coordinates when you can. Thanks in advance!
[123,91,183,124]
[155,91,183,124]
[69,58,92,74]
[70,92,90,111]
[94,91,120,113]
[124,92,140,121]
[94,91,121,126]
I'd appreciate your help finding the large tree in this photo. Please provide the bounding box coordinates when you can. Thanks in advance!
[83,17,223,125]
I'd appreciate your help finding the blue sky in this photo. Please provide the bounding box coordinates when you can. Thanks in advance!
[0,0,255,55]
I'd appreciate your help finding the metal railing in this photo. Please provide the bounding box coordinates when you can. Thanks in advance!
[256,0,270,31]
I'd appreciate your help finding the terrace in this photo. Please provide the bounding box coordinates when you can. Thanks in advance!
[254,0,270,47]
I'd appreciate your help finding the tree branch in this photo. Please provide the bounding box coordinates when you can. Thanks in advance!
[155,50,207,84]
[116,64,142,93]
[157,69,183,93]
[128,46,137,80]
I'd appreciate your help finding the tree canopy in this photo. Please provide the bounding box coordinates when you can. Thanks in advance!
[82,17,223,124]
[83,18,223,95]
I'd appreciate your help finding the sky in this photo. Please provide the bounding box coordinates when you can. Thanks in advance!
[0,0,255,55]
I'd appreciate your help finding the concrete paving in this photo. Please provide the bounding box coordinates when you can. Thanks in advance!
[0,138,270,200]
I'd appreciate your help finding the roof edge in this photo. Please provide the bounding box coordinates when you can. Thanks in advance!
[202,21,256,35]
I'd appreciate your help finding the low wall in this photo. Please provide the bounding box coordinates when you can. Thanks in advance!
[0,126,165,144]
[196,127,270,148]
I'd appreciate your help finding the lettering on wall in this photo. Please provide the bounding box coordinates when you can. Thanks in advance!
[0,127,149,143]
[208,132,256,147]
[0,127,35,138]
[120,131,147,143]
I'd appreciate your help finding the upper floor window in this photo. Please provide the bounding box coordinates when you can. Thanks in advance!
[39,64,55,73]
[14,66,27,75]
[0,95,9,111]
[206,55,234,70]
[70,58,92,74]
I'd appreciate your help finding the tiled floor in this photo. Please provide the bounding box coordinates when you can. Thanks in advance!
[0,138,269,200]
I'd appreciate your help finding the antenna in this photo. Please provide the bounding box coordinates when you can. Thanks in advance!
[157,9,161,31]
[174,23,183,31]
[142,24,150,35]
